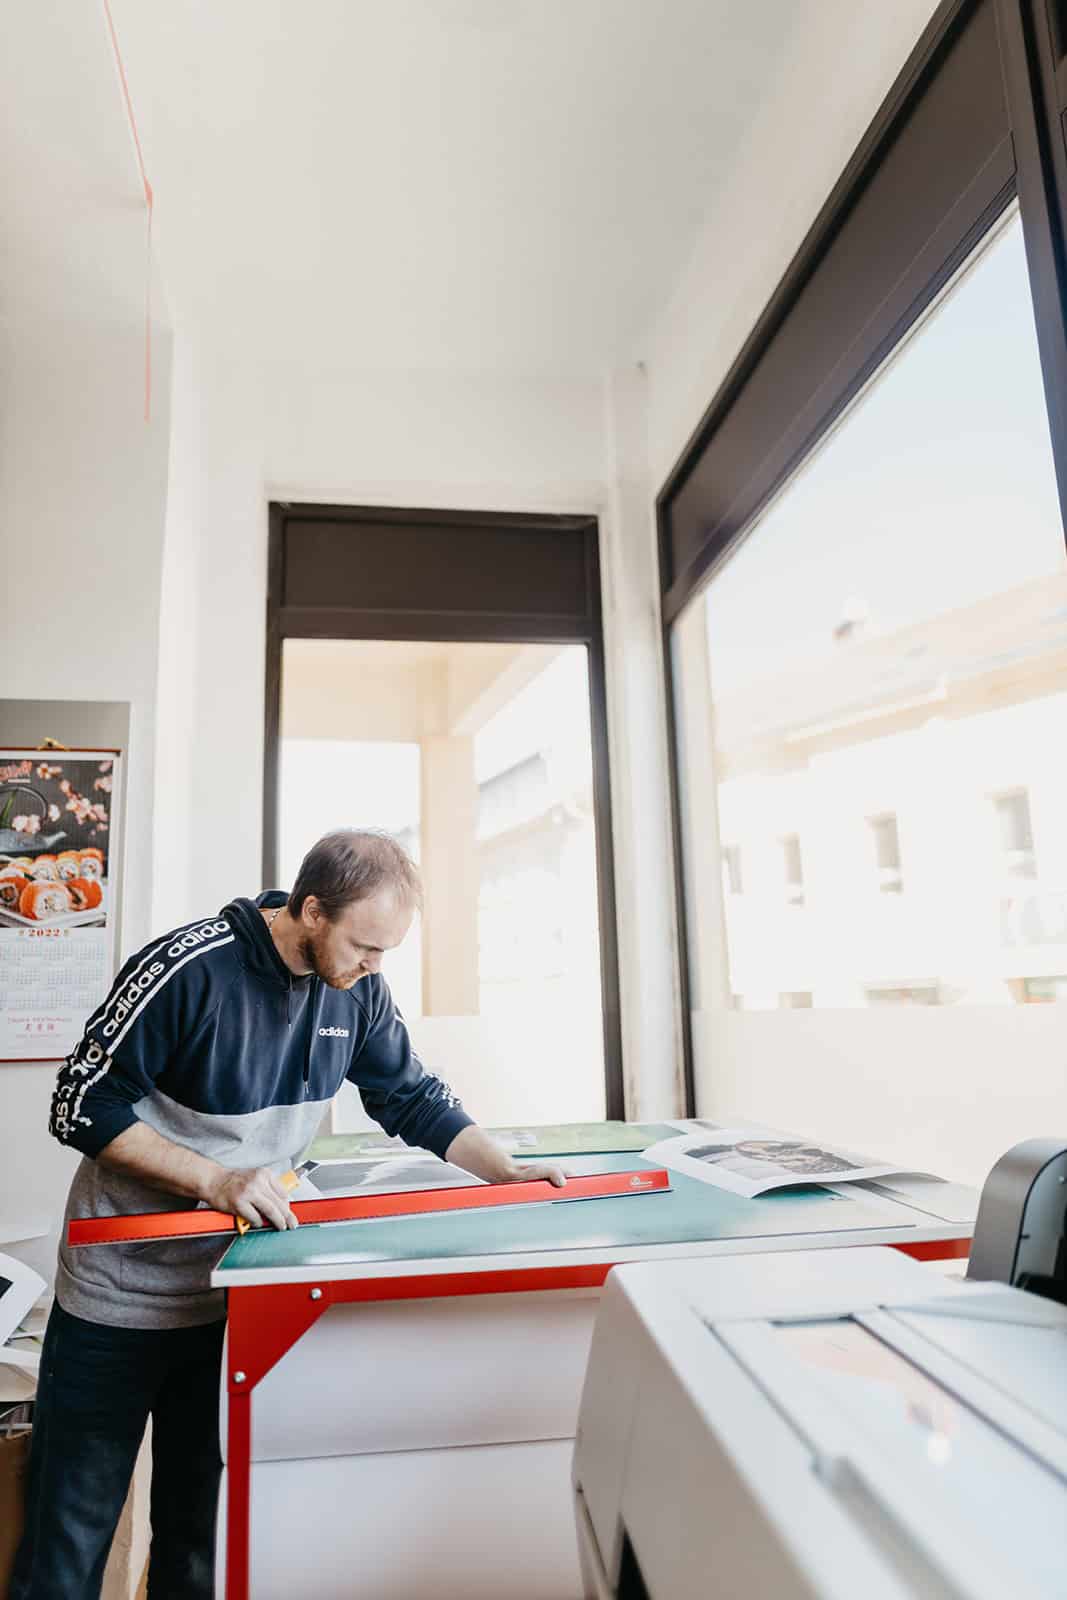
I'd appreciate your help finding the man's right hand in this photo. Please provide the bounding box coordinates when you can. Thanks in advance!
[205,1167,299,1231]
[98,1124,300,1231]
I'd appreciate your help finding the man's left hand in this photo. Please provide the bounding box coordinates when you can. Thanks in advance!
[444,1125,566,1188]
[500,1159,566,1188]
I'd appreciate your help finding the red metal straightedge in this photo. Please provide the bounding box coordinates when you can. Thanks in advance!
[68,1167,672,1248]
[69,1208,243,1246]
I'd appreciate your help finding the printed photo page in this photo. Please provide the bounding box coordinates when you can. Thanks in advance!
[642,1127,937,1198]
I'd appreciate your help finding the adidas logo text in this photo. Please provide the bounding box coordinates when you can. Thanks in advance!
[102,963,166,1037]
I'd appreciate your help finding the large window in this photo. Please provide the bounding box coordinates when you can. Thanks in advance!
[265,502,623,1120]
[278,639,606,1128]
[671,210,1067,1184]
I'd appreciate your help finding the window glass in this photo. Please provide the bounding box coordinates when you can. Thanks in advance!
[672,209,1067,1183]
[279,638,606,1127]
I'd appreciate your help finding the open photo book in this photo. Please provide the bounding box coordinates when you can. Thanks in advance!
[642,1127,938,1199]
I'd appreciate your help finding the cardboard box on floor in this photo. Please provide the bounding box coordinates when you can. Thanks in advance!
[0,1431,30,1597]
[0,1361,34,1600]
[0,1417,149,1600]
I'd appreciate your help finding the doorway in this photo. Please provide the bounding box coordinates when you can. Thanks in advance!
[263,503,623,1123]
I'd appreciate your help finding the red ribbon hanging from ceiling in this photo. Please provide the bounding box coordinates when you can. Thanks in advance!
[101,0,154,423]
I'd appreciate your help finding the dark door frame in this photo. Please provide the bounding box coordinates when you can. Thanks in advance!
[263,501,625,1120]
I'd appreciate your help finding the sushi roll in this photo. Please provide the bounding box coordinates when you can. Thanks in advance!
[78,848,105,883]
[33,855,59,881]
[0,874,29,911]
[19,880,73,919]
[56,851,82,882]
[67,878,103,912]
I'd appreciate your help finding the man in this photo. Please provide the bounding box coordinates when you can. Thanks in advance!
[12,829,563,1599]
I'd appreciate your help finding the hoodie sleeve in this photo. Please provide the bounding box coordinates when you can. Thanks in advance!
[49,919,232,1158]
[348,978,473,1160]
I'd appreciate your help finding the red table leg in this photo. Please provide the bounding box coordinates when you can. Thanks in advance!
[225,1391,251,1600]
[224,1286,328,1600]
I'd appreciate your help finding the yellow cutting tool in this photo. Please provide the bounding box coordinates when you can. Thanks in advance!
[234,1161,314,1234]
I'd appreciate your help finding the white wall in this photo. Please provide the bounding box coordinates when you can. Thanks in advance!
[0,325,174,1278]
[151,333,204,931]
[1,330,173,954]
[264,366,606,511]
[0,0,179,1294]
[642,0,941,487]
[0,0,179,960]
[156,362,605,919]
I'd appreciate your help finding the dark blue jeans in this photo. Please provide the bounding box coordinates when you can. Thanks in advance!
[10,1302,225,1600]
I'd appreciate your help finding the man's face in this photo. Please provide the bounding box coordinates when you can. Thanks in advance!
[298,889,414,990]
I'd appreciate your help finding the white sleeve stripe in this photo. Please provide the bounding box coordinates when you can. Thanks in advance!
[109,935,235,1050]
[62,933,237,1137]
[89,918,233,1036]
[67,1048,116,1136]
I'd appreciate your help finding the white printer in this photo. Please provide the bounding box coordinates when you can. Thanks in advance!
[572,1244,1067,1600]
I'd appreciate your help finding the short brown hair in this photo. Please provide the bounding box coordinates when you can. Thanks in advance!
[288,830,422,920]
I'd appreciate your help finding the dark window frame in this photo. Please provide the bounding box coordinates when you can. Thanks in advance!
[264,501,625,1120]
[659,0,1067,1112]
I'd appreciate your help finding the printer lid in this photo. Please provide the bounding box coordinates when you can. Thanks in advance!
[890,1289,1067,1441]
[713,1288,1067,1600]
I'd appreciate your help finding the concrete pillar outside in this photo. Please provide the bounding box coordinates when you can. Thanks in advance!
[419,733,480,1015]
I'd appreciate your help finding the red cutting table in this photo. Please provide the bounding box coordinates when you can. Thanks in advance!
[203,1153,972,1600]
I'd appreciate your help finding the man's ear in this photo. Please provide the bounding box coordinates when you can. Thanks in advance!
[301,895,323,928]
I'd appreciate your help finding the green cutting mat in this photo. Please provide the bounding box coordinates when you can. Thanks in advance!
[306,1121,679,1162]
[215,1153,912,1277]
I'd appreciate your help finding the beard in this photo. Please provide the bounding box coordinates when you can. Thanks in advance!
[298,931,364,990]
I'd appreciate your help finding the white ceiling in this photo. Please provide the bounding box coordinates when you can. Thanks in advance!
[96,0,797,378]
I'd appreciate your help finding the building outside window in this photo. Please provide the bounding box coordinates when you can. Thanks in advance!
[781,834,805,905]
[721,844,744,896]
[864,984,941,1007]
[869,814,903,894]
[994,789,1037,879]
[1015,974,1067,1002]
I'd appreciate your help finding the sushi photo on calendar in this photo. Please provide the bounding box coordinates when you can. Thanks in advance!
[0,753,113,929]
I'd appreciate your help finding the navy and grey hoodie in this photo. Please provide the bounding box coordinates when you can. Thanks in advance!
[51,892,473,1329]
